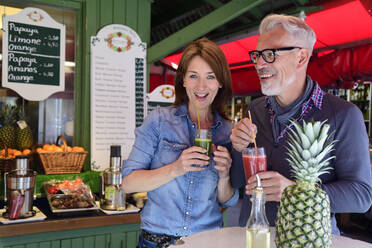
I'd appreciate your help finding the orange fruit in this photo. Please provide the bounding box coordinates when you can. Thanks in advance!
[13,150,22,156]
[23,149,31,155]
[72,146,84,152]
[67,146,72,152]
[54,147,63,152]
[43,144,51,150]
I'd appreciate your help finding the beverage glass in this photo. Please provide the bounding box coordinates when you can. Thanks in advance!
[242,147,267,181]
[193,129,212,168]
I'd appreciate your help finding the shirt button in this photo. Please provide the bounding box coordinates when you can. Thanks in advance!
[183,226,187,230]
[188,196,192,200]
[190,181,193,184]
[186,211,190,215]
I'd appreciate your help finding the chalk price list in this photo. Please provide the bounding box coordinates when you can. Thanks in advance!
[6,21,60,85]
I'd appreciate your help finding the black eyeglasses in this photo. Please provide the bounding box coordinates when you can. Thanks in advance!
[249,47,302,64]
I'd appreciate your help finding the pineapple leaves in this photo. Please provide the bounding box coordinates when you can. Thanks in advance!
[286,119,336,184]
[305,122,315,143]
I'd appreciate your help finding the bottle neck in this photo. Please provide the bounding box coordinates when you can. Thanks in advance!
[110,157,121,171]
[246,189,269,229]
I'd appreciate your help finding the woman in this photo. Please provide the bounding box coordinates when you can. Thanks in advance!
[122,37,238,248]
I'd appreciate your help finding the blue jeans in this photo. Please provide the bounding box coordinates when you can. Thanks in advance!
[137,233,158,248]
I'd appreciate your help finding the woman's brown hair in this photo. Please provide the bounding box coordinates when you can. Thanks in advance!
[173,37,232,120]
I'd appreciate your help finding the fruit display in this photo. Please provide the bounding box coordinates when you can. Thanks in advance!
[0,105,18,149]
[44,178,97,211]
[0,104,34,152]
[275,120,335,248]
[15,110,33,150]
[0,148,31,159]
[51,194,93,209]
[36,144,85,153]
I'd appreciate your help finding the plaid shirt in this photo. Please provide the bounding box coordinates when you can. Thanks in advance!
[265,82,324,141]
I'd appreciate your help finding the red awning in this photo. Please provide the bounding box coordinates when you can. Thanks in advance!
[160,0,372,95]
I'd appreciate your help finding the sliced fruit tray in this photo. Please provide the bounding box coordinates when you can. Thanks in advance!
[43,178,98,213]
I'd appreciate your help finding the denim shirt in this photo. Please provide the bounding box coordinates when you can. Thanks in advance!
[122,104,239,237]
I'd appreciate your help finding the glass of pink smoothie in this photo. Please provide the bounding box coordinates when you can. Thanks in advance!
[242,147,267,181]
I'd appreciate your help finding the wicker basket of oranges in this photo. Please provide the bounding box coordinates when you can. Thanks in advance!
[37,135,87,174]
[0,143,31,174]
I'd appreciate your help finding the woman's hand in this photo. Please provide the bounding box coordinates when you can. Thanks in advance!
[213,145,232,179]
[172,146,209,177]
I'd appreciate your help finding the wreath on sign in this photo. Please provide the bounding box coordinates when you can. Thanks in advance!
[27,11,44,22]
[105,32,132,52]
[160,87,175,99]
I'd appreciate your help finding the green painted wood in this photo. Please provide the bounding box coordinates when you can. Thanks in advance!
[83,237,94,248]
[125,231,139,248]
[100,0,114,27]
[25,244,38,248]
[60,240,70,248]
[39,241,52,248]
[125,0,138,31]
[94,234,107,248]
[137,0,151,44]
[51,240,60,248]
[31,0,81,8]
[73,2,84,152]
[71,238,83,248]
[148,0,265,63]
[110,232,123,248]
[113,0,126,24]
[0,224,140,247]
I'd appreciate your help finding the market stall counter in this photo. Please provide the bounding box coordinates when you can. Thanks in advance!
[0,197,141,248]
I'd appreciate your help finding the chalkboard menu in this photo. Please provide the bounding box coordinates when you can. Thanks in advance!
[2,7,65,101]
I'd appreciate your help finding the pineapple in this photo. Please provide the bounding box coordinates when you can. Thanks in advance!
[275,120,336,248]
[0,105,18,149]
[15,109,33,150]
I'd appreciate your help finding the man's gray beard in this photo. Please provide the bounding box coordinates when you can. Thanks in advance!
[260,75,296,96]
[261,83,279,96]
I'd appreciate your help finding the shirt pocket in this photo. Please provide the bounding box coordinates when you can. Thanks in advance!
[158,139,188,166]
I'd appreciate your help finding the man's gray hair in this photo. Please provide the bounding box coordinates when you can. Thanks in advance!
[259,14,316,54]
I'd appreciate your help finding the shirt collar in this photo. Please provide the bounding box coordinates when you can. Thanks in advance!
[265,76,324,110]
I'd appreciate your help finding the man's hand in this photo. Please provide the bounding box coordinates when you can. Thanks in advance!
[245,171,296,202]
[230,118,257,152]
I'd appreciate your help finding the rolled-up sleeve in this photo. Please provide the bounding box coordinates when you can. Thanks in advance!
[220,188,239,208]
[122,109,160,178]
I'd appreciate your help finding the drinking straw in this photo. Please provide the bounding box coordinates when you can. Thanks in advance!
[248,110,258,152]
[196,100,201,137]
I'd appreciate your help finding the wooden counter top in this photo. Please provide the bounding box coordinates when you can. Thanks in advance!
[0,212,141,237]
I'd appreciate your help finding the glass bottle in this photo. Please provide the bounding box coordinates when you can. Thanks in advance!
[246,174,270,248]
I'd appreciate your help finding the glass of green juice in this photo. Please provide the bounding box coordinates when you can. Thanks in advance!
[194,129,212,168]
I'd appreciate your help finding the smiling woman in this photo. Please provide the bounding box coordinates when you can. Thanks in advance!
[121,37,238,248]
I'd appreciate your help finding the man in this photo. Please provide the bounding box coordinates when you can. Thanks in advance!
[230,14,372,234]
